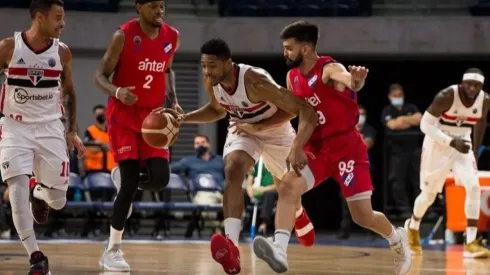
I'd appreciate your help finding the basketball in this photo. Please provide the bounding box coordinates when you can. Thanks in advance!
[141,112,180,148]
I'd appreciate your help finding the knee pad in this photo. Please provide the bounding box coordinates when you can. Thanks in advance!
[42,188,67,210]
[139,158,170,192]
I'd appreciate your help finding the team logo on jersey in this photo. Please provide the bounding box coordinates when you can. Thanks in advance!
[307,75,318,88]
[163,42,173,54]
[17,58,25,65]
[294,76,298,84]
[230,105,244,118]
[27,69,44,86]
[48,58,56,68]
[134,36,142,52]
[473,108,477,114]
[455,116,466,127]
[1,161,9,170]
[241,101,249,107]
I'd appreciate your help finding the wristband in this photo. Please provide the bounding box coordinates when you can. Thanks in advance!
[115,87,122,99]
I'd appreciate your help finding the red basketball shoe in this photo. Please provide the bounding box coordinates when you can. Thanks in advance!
[295,208,315,247]
[210,233,241,274]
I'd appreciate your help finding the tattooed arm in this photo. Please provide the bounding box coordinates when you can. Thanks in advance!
[59,42,77,133]
[0,38,14,72]
[59,42,85,157]
[165,35,183,113]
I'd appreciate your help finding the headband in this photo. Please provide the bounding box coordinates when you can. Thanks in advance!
[463,73,485,84]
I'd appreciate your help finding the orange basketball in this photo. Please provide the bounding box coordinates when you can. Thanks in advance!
[141,112,180,148]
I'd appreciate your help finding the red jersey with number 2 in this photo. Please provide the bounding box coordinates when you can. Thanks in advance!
[288,56,373,199]
[107,19,178,129]
[106,19,178,163]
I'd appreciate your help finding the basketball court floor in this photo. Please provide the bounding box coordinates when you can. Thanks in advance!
[0,239,489,274]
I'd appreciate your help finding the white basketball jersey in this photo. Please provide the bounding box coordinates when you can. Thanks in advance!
[213,64,279,124]
[438,84,485,138]
[2,32,63,123]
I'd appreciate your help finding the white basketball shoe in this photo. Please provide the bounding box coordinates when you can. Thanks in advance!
[99,243,130,272]
[391,227,412,275]
[253,235,288,273]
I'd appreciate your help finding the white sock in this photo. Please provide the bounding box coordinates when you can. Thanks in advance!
[33,184,45,201]
[274,229,291,254]
[295,207,303,218]
[108,226,124,250]
[386,226,401,245]
[8,175,40,256]
[466,227,477,244]
[409,216,420,230]
[224,218,241,246]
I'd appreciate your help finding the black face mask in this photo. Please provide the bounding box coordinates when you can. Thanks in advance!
[196,145,209,157]
[96,114,106,124]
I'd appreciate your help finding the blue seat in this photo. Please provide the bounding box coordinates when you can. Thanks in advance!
[189,174,223,193]
[68,172,84,190]
[166,173,189,191]
[83,172,114,190]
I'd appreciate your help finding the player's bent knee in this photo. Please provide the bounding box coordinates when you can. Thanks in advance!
[277,173,307,200]
[140,158,170,192]
[224,158,250,180]
[48,198,67,210]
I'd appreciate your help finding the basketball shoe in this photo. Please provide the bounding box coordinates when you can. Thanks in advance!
[463,237,490,258]
[111,167,132,219]
[253,235,288,273]
[29,251,50,275]
[390,227,412,275]
[404,219,422,255]
[294,207,315,246]
[210,233,241,274]
[99,243,131,272]
[29,177,49,224]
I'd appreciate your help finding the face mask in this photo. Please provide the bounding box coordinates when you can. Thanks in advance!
[196,145,209,157]
[391,97,404,106]
[96,114,106,124]
[358,115,366,125]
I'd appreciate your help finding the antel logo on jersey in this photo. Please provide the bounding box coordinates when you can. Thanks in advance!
[305,93,321,107]
[138,59,166,73]
[27,69,44,86]
[14,88,54,104]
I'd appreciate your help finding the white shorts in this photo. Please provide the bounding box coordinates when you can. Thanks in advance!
[224,123,315,186]
[0,118,69,191]
[420,136,477,193]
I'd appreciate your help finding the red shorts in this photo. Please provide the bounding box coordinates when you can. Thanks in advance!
[305,130,373,199]
[107,103,169,163]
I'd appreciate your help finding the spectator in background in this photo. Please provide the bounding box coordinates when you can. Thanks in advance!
[244,160,277,236]
[338,104,377,239]
[171,134,225,185]
[381,83,422,219]
[84,104,115,174]
[171,134,225,226]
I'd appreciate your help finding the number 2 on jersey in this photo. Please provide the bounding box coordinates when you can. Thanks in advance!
[143,75,153,89]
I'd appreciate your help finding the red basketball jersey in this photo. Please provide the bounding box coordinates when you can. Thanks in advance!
[288,56,359,145]
[108,19,178,111]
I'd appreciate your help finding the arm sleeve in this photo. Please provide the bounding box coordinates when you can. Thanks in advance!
[420,111,452,146]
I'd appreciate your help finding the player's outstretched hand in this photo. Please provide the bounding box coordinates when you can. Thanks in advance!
[348,66,369,82]
[171,103,184,115]
[151,107,184,124]
[286,146,308,176]
[67,132,86,159]
[450,137,471,154]
[116,86,138,106]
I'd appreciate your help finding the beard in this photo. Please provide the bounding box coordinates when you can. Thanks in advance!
[285,54,303,69]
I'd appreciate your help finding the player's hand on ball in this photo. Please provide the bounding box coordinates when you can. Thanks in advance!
[348,66,369,81]
[151,107,184,124]
[286,146,308,176]
[171,103,184,114]
[450,137,471,154]
[116,86,138,106]
[66,132,86,159]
